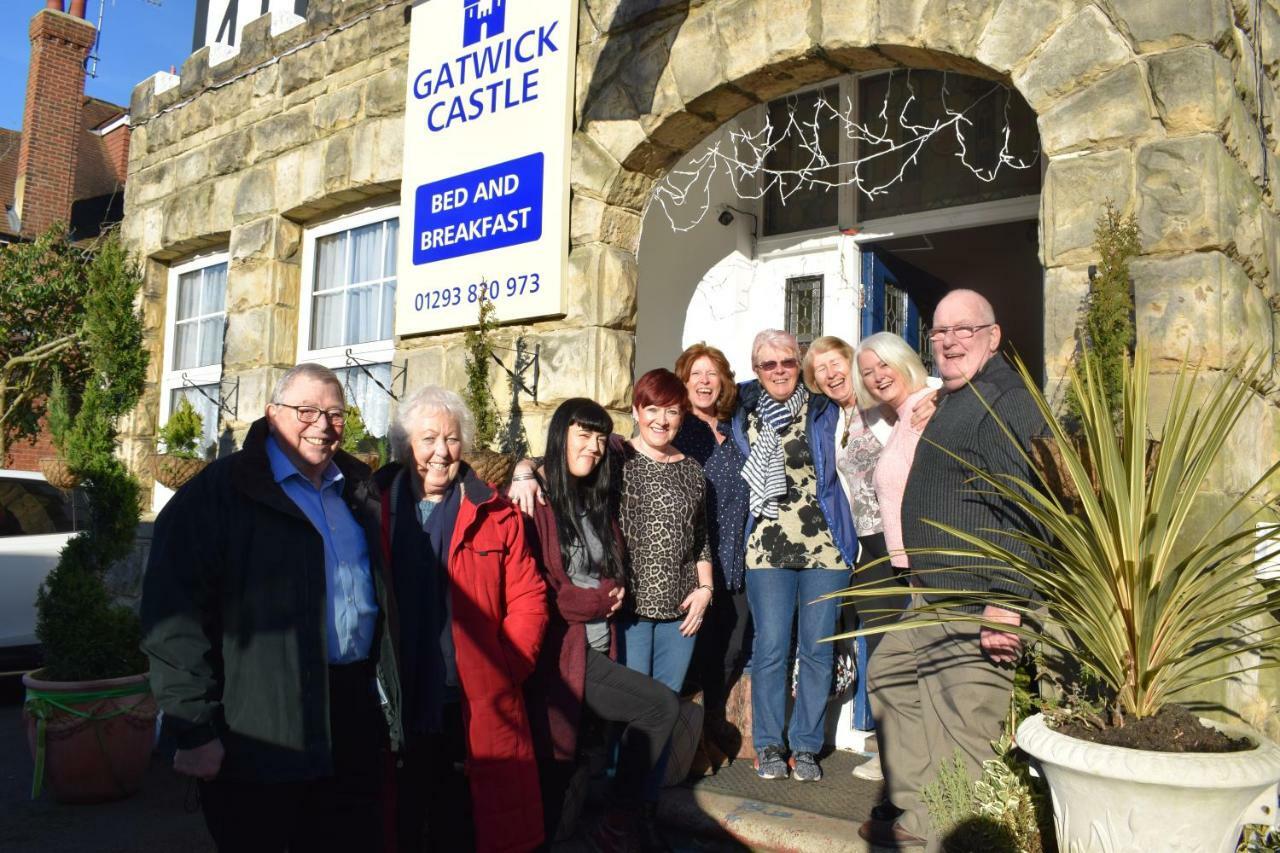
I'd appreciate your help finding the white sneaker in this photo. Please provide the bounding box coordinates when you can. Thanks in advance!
[852,752,883,781]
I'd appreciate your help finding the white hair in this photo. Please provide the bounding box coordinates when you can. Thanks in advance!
[390,386,476,462]
[271,363,344,404]
[750,329,800,366]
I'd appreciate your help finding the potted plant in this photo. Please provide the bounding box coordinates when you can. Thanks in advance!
[152,396,207,490]
[866,345,1280,852]
[19,229,154,804]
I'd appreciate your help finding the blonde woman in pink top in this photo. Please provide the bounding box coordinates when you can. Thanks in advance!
[855,332,936,571]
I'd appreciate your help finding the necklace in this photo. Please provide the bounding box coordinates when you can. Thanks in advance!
[631,437,678,463]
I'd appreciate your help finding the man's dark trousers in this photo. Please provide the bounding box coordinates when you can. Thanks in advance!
[199,660,386,853]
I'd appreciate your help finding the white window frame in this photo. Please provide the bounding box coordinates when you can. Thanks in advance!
[155,249,230,511]
[296,203,400,369]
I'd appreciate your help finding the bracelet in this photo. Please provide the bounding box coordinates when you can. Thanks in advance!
[510,473,538,482]
[696,584,714,596]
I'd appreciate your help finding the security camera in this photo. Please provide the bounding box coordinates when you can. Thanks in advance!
[717,209,735,227]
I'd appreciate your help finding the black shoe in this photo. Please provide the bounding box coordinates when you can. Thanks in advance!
[638,802,672,852]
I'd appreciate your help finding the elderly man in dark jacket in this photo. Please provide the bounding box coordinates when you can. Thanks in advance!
[141,363,401,853]
[860,290,1044,852]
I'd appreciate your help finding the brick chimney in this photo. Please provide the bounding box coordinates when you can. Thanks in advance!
[14,3,96,239]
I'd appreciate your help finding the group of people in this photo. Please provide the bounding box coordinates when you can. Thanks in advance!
[140,287,1042,853]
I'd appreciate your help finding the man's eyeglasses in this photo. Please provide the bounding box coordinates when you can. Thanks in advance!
[274,403,347,426]
[927,324,993,341]
[755,358,799,372]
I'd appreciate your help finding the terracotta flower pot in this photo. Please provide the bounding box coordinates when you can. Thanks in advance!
[151,454,208,491]
[39,457,81,491]
[22,670,157,803]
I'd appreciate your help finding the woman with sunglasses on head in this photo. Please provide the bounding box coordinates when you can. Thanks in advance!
[524,398,680,853]
[731,329,860,783]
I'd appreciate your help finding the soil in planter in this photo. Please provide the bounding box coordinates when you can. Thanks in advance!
[1055,704,1252,753]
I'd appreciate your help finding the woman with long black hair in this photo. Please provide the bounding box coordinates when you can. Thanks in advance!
[525,398,679,853]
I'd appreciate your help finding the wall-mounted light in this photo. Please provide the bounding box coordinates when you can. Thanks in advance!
[717,204,758,240]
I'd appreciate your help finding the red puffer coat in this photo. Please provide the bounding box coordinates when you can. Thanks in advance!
[377,464,548,853]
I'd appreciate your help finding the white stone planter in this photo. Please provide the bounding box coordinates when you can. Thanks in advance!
[1016,713,1280,853]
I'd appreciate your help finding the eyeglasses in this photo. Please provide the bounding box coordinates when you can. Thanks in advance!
[274,403,347,426]
[755,358,799,372]
[927,324,993,341]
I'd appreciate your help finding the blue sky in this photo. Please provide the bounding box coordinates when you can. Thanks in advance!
[0,0,193,130]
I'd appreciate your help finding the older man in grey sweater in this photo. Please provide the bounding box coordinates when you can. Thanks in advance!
[859,289,1043,851]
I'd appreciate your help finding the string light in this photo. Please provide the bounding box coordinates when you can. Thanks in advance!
[652,70,1041,232]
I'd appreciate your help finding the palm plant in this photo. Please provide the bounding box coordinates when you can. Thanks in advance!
[837,344,1280,725]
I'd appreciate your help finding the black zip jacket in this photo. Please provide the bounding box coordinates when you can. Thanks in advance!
[141,418,402,783]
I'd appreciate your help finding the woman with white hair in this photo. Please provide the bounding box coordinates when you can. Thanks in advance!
[730,329,859,783]
[374,386,548,853]
[854,332,935,573]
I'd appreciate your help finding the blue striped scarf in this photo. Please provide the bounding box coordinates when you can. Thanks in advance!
[741,385,808,519]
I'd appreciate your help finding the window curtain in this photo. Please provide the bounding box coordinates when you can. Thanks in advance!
[333,364,391,438]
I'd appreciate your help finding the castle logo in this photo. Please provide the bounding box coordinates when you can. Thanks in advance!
[463,0,507,47]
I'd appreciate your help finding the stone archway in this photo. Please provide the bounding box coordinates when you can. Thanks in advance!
[558,0,1275,419]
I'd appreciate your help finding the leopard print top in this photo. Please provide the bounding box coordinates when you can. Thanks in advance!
[620,450,712,620]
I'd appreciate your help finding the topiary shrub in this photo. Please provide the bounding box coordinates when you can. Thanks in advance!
[34,229,148,681]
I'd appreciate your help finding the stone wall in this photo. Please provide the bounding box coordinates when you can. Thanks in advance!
[121,0,1279,706]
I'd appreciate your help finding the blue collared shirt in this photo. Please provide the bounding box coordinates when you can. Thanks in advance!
[266,436,378,664]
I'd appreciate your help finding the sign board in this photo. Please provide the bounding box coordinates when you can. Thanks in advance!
[193,0,308,51]
[397,0,577,335]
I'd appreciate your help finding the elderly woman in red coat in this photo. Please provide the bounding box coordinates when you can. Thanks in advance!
[376,385,548,853]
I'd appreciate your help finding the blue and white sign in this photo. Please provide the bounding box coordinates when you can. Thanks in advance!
[397,0,577,335]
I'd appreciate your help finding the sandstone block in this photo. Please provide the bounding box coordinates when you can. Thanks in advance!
[1136,135,1263,263]
[715,0,814,85]
[174,148,211,189]
[210,132,252,177]
[1040,263,1091,396]
[314,87,362,132]
[566,243,640,329]
[537,327,634,409]
[976,0,1077,75]
[581,113,650,176]
[365,66,407,118]
[251,107,314,161]
[571,131,623,199]
[1110,0,1231,51]
[1132,251,1269,368]
[818,0,876,52]
[1042,149,1135,265]
[874,0,930,45]
[280,43,328,95]
[668,5,728,106]
[1146,45,1234,134]
[1038,63,1158,155]
[234,167,276,223]
[1014,6,1131,112]
[130,162,173,207]
[917,0,999,58]
[323,133,352,192]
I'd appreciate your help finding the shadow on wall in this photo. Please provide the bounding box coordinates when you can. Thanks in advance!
[580,3,691,121]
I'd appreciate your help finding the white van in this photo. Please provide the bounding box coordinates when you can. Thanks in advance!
[0,470,88,673]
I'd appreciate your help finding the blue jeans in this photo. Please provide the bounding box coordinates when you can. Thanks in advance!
[618,617,696,692]
[618,617,695,800]
[746,567,849,754]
